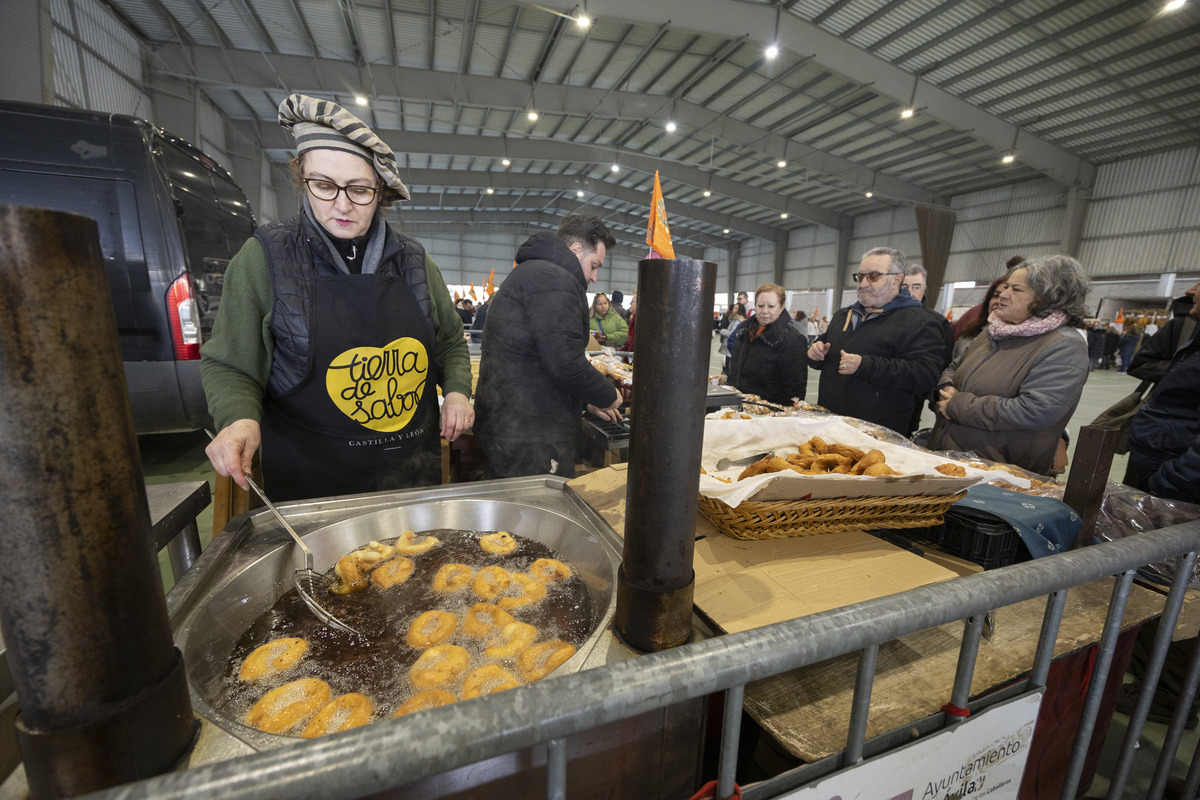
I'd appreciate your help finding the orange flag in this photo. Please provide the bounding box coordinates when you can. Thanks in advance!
[487,269,495,295]
[1115,307,1125,323]
[945,309,954,321]
[469,282,478,301]
[646,171,676,259]
[454,290,462,301]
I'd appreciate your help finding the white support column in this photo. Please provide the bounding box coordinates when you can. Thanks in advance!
[1158,273,1177,298]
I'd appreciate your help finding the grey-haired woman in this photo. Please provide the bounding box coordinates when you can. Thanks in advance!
[202,93,472,501]
[928,255,1090,475]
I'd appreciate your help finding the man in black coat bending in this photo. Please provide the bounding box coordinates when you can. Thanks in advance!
[807,246,949,436]
[474,214,623,479]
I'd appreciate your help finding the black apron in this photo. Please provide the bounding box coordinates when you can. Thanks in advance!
[261,272,441,501]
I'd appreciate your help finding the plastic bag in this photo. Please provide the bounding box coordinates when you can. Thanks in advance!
[1091,483,1200,585]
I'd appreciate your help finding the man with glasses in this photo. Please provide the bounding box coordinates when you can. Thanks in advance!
[806,247,948,435]
[202,93,473,501]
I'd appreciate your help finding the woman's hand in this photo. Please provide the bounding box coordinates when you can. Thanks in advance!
[934,385,958,417]
[440,392,474,441]
[587,389,624,423]
[205,419,261,490]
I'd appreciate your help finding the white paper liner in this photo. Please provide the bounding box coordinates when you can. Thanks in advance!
[700,417,1029,508]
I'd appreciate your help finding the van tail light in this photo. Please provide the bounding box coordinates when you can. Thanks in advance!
[167,274,202,360]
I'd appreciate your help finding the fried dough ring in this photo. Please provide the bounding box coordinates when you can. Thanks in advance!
[738,456,792,481]
[432,563,473,592]
[245,678,332,735]
[354,540,395,566]
[864,462,900,476]
[394,530,440,555]
[529,558,571,584]
[371,556,415,589]
[473,565,512,599]
[331,555,369,595]
[461,665,520,699]
[516,641,577,682]
[461,603,516,638]
[786,454,817,468]
[935,463,967,477]
[301,693,374,738]
[795,440,817,457]
[393,689,457,718]
[239,637,309,683]
[828,444,867,462]
[406,610,458,648]
[498,573,548,610]
[850,449,886,475]
[479,531,518,555]
[409,645,470,689]
[483,621,538,659]
[808,437,830,455]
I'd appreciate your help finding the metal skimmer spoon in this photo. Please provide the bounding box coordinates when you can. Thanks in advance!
[205,432,363,635]
[714,451,775,471]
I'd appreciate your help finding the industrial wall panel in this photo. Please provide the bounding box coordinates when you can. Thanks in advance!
[51,27,87,108]
[1093,146,1200,194]
[1082,188,1196,237]
[81,49,145,119]
[1078,232,1188,277]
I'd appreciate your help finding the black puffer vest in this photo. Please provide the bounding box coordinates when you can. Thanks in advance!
[255,214,434,396]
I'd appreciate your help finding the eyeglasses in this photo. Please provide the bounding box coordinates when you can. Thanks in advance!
[303,178,380,206]
[852,271,903,284]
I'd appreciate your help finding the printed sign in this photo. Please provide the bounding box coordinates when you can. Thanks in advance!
[325,337,428,431]
[780,692,1042,800]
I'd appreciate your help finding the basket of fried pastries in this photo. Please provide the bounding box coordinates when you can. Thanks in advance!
[698,418,1019,540]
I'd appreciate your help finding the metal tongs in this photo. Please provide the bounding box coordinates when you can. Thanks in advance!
[714,450,774,471]
[205,432,363,635]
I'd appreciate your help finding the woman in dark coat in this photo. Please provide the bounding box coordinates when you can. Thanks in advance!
[727,283,808,406]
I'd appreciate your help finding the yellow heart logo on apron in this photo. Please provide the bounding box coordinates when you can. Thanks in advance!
[325,337,429,432]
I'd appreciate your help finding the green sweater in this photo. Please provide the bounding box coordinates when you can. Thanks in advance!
[200,237,472,431]
[589,310,629,347]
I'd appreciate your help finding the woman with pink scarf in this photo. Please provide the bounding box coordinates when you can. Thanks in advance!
[928,256,1090,475]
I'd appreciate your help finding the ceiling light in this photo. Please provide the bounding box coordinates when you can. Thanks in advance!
[723,228,730,234]
[502,158,511,166]
[780,212,788,219]
[777,160,787,168]
[527,109,539,122]
[765,43,779,60]
[486,187,494,194]
[703,189,711,197]
[665,120,677,133]
[611,163,619,173]
[1164,0,1185,10]
[576,12,591,28]
[1002,154,1015,164]
[865,191,873,198]
[355,95,368,107]
[900,108,914,119]
[576,190,584,198]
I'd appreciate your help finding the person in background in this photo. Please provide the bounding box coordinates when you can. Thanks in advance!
[791,309,810,343]
[454,298,475,326]
[470,296,489,344]
[620,298,637,352]
[1103,324,1120,369]
[807,247,947,435]
[902,265,928,303]
[1127,281,1200,384]
[727,284,808,406]
[202,93,473,501]
[899,263,954,436]
[609,289,629,321]
[952,272,1010,364]
[1117,324,1142,373]
[1085,322,1105,371]
[718,302,747,372]
[474,214,622,479]
[589,292,629,348]
[928,255,1090,475]
[952,255,1025,342]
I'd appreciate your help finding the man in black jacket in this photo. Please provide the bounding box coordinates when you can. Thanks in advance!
[807,247,948,435]
[474,215,622,479]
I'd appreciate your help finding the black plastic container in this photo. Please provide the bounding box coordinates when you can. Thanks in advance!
[938,507,1024,570]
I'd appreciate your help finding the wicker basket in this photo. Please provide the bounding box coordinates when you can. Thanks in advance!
[697,491,967,540]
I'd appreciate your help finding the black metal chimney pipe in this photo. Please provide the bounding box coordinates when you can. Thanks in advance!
[0,205,196,797]
[615,258,717,651]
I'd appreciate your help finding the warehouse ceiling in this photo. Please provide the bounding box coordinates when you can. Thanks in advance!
[105,0,1200,252]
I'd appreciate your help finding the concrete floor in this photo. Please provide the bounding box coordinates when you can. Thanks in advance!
[136,336,1191,795]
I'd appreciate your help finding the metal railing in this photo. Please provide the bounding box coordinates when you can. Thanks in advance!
[89,520,1200,800]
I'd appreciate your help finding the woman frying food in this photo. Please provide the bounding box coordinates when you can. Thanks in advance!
[202,94,473,501]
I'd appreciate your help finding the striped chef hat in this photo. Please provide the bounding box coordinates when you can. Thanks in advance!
[278,93,410,200]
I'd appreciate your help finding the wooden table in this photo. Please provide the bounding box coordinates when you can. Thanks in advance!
[566,465,1165,763]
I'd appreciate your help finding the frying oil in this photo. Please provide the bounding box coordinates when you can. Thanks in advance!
[219,529,593,736]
